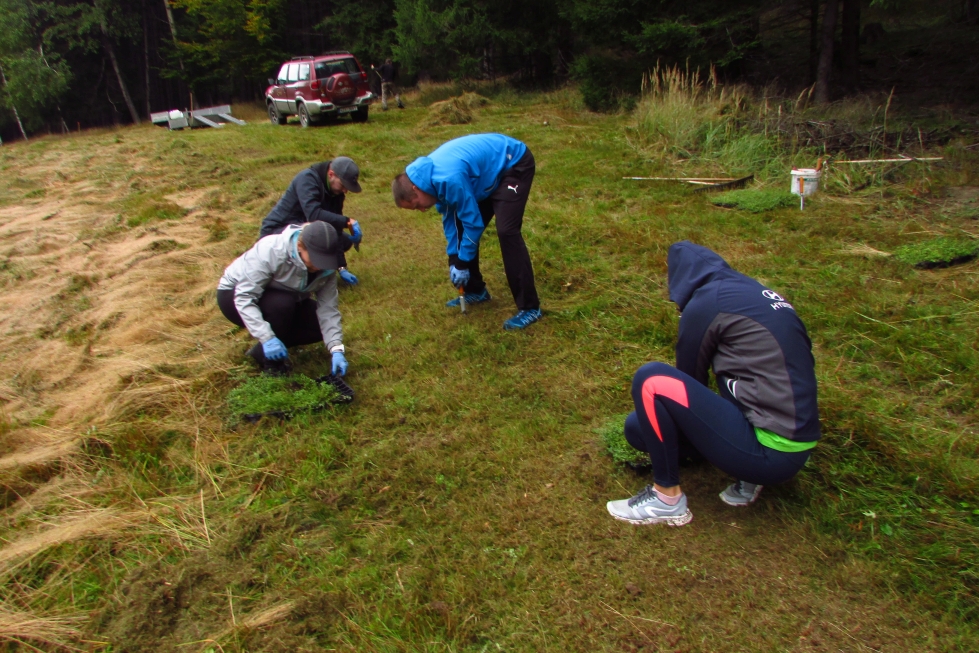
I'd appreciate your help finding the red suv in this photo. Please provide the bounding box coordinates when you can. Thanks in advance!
[266,52,374,127]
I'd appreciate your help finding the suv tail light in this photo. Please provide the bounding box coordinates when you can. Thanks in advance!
[311,80,321,90]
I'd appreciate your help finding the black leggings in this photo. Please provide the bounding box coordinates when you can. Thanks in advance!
[626,362,810,488]
[217,288,321,348]
[454,149,540,311]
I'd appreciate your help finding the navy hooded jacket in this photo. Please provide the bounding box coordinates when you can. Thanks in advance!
[668,241,820,443]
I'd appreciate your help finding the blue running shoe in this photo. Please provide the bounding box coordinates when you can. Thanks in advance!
[446,288,491,308]
[503,308,542,331]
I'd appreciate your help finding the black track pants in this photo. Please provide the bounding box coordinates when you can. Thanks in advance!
[454,149,540,311]
[625,362,810,488]
[217,288,322,349]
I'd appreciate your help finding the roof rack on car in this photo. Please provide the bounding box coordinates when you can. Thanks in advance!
[290,56,316,61]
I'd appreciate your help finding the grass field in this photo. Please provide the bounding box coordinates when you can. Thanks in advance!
[0,86,977,651]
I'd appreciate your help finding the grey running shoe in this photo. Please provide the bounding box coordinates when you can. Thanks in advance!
[606,485,693,526]
[719,480,763,506]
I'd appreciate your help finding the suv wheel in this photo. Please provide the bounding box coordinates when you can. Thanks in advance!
[352,106,369,123]
[298,103,313,128]
[268,102,286,125]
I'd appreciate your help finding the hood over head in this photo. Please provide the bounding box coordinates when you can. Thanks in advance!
[667,241,734,310]
[404,156,436,196]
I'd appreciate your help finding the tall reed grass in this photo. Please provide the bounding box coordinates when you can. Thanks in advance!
[633,65,946,186]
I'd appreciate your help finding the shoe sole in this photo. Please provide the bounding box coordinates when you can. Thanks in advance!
[608,509,693,527]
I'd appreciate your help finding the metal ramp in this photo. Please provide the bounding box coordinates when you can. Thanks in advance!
[150,105,246,130]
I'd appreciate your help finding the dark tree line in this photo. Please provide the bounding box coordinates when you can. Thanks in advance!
[1,0,976,140]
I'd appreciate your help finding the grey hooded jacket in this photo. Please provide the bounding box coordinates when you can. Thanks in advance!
[217,225,342,350]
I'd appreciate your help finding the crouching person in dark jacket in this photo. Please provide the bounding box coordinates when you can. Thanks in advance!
[259,157,364,286]
[217,222,349,377]
[606,241,820,526]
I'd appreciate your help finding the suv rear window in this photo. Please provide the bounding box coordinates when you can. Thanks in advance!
[315,58,360,78]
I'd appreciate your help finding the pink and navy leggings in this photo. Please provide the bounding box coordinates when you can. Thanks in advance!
[625,363,810,488]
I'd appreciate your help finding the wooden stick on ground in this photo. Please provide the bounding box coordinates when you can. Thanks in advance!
[623,177,739,181]
[831,157,943,164]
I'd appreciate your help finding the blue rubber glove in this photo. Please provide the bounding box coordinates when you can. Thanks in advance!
[449,265,470,288]
[262,337,288,360]
[338,268,359,285]
[349,220,363,244]
[332,351,349,376]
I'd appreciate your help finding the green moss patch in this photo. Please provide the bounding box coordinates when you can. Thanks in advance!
[597,414,647,466]
[710,188,797,213]
[227,374,341,422]
[894,237,979,269]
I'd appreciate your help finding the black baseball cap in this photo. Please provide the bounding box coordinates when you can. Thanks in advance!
[301,221,340,270]
[329,156,362,193]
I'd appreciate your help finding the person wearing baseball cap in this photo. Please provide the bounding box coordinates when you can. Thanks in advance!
[260,156,365,286]
[217,221,350,377]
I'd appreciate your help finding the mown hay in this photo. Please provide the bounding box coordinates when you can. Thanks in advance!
[0,509,138,570]
[425,92,490,126]
[0,607,84,651]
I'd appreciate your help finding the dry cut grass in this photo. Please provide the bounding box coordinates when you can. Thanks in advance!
[0,607,84,651]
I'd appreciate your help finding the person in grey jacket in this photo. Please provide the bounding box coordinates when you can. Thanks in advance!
[217,221,349,376]
[259,157,364,286]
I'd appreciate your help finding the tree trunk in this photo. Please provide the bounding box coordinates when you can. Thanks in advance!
[143,0,151,117]
[162,0,191,109]
[0,62,28,140]
[841,0,860,92]
[163,0,180,45]
[809,0,820,84]
[102,32,141,124]
[814,0,840,104]
[37,43,69,133]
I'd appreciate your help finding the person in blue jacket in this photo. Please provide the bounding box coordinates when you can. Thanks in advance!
[606,241,820,526]
[392,133,541,330]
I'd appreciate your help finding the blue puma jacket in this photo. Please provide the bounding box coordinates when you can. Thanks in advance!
[405,134,526,263]
[668,241,821,442]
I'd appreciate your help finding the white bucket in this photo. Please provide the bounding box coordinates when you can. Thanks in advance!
[790,168,820,197]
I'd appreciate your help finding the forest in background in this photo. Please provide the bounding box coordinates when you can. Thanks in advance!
[0,0,977,140]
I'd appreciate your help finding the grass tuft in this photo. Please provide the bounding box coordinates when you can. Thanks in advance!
[596,414,647,466]
[126,200,187,228]
[710,188,798,212]
[893,237,979,268]
[226,374,341,421]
